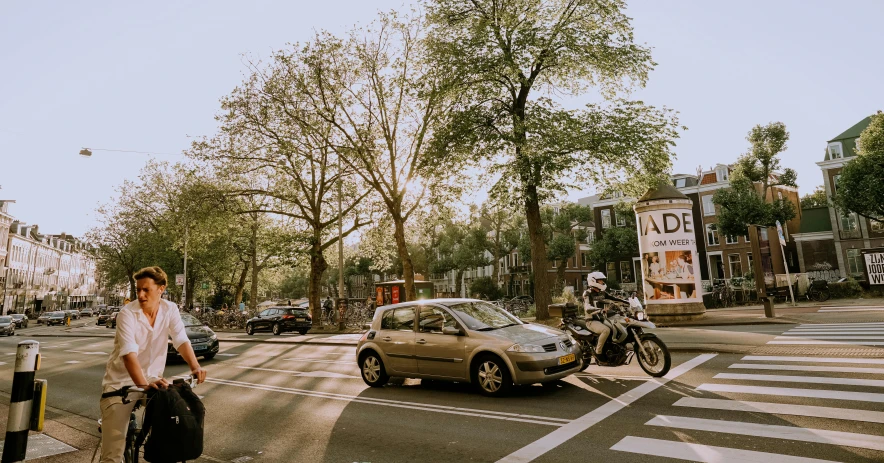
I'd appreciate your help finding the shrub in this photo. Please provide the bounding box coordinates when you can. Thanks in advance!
[829,279,863,299]
[469,277,502,300]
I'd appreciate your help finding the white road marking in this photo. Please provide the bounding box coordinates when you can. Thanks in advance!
[786,329,884,333]
[647,415,884,451]
[742,355,884,365]
[64,361,81,364]
[64,350,107,355]
[768,339,884,345]
[791,322,884,326]
[205,377,570,426]
[819,308,884,312]
[714,372,884,387]
[234,365,359,379]
[283,357,356,365]
[610,436,837,463]
[729,363,884,374]
[776,335,884,339]
[673,397,884,424]
[821,305,884,309]
[0,362,7,366]
[215,353,238,357]
[697,383,884,403]
[495,354,716,463]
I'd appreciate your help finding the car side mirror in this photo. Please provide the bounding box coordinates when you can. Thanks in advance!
[442,326,462,336]
[362,323,371,330]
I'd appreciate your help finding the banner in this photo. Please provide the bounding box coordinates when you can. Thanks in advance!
[636,209,702,305]
[864,250,884,286]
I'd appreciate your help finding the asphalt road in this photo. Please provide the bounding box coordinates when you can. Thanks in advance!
[1,315,884,462]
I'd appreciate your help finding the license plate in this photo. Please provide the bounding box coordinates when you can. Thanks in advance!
[295,318,305,322]
[558,354,575,365]
[193,344,207,351]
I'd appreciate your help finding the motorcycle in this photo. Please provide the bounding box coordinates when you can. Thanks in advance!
[559,296,671,377]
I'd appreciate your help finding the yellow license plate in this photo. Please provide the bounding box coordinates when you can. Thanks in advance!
[558,354,575,365]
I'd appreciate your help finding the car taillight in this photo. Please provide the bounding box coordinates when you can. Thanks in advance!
[282,315,295,319]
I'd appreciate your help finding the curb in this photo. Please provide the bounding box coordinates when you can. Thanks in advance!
[19,333,360,348]
[658,319,796,328]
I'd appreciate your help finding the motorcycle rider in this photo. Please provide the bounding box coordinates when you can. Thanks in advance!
[582,271,630,357]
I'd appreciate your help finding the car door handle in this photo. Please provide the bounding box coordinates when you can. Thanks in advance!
[416,339,427,344]
[382,336,392,342]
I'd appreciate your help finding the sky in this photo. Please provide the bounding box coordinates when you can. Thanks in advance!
[1,0,882,238]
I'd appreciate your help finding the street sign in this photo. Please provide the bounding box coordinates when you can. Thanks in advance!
[391,285,400,304]
[775,220,786,247]
[175,274,185,286]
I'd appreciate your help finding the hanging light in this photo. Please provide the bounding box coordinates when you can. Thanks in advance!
[78,148,93,157]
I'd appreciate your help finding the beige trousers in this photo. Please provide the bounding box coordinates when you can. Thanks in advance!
[99,396,137,463]
[587,320,611,354]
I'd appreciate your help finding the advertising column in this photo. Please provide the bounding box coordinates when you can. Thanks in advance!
[634,184,706,321]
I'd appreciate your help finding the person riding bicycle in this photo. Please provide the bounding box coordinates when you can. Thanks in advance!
[99,266,207,463]
[581,271,629,357]
[322,296,334,324]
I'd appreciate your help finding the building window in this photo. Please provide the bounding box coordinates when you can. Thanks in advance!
[601,209,611,229]
[581,253,587,267]
[702,195,715,216]
[847,248,862,275]
[871,220,884,233]
[833,174,841,193]
[725,234,738,245]
[728,254,743,277]
[777,191,783,201]
[612,191,623,199]
[586,233,594,244]
[615,213,626,227]
[620,261,634,283]
[606,262,617,280]
[841,212,858,232]
[716,167,729,182]
[675,178,686,188]
[760,228,768,241]
[828,142,843,159]
[706,224,720,246]
[855,138,862,154]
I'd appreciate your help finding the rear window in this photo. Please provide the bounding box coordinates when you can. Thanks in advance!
[283,309,308,316]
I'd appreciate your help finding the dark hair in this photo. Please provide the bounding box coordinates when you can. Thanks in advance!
[134,266,168,286]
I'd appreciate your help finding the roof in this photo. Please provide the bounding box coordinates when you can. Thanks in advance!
[829,116,873,142]
[637,182,689,202]
[798,207,833,233]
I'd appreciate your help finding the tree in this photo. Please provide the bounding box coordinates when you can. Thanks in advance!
[543,204,592,289]
[833,112,884,221]
[800,185,828,209]
[426,0,681,319]
[713,122,797,237]
[477,198,521,287]
[586,202,637,276]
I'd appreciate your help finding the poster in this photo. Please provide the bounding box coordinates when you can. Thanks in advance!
[636,209,702,304]
[864,250,884,286]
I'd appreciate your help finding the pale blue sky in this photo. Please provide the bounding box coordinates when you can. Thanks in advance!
[1,1,882,237]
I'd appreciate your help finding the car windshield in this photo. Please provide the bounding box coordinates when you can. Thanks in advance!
[180,313,202,327]
[446,301,523,331]
[51,312,64,317]
[11,315,23,319]
[0,317,11,323]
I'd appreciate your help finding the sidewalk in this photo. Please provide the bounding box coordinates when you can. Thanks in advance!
[659,297,884,327]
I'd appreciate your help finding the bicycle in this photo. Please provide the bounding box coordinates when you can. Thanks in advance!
[805,277,831,302]
[94,375,199,463]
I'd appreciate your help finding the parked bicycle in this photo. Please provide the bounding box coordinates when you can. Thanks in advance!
[805,277,831,302]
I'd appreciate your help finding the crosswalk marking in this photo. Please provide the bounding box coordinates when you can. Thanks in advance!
[768,339,884,345]
[790,322,884,326]
[819,308,884,312]
[697,383,884,403]
[673,397,884,424]
[647,415,884,451]
[742,355,884,364]
[715,372,884,387]
[729,363,884,374]
[610,436,839,463]
[784,331,884,335]
[777,335,884,339]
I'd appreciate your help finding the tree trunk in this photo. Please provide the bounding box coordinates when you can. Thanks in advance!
[234,261,249,308]
[307,245,328,322]
[127,271,136,300]
[249,217,259,312]
[455,269,464,297]
[556,261,567,294]
[392,215,416,301]
[525,186,551,320]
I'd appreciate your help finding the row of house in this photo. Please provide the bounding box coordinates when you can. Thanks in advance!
[0,200,98,314]
[423,113,881,299]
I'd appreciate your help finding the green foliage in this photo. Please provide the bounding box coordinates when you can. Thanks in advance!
[469,277,502,300]
[586,226,638,272]
[829,279,863,299]
[800,185,828,209]
[833,113,884,221]
[735,122,796,192]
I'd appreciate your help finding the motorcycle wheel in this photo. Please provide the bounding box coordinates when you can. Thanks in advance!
[579,355,591,371]
[636,336,671,377]
[816,289,830,302]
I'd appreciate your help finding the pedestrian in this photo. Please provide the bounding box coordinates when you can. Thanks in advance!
[98,266,207,463]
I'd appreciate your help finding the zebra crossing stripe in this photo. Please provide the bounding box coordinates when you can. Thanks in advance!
[777,335,884,339]
[610,436,838,463]
[728,363,884,374]
[714,372,884,388]
[794,322,884,326]
[783,331,884,334]
[741,355,884,364]
[646,415,884,451]
[768,340,884,346]
[673,397,884,424]
[697,383,884,403]
[819,308,884,312]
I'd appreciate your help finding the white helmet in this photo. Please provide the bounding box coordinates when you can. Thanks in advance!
[587,271,607,292]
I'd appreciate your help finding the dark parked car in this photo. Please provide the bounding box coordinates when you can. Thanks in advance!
[168,313,219,361]
[97,307,118,326]
[105,311,121,328]
[80,308,94,317]
[246,306,312,336]
[66,310,81,320]
[10,314,28,328]
[0,317,15,336]
[40,311,66,326]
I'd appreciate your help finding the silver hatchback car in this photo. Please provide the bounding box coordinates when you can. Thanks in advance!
[356,298,582,396]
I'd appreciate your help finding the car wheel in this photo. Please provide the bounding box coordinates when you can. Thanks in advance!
[299,329,308,335]
[203,353,216,360]
[471,354,512,397]
[360,352,389,387]
[246,324,255,335]
[272,323,281,336]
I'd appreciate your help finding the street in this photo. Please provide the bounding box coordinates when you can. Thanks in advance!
[1,308,883,462]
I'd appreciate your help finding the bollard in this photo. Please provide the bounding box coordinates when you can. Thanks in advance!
[1,341,40,463]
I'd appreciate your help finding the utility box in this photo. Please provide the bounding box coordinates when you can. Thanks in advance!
[375,280,435,306]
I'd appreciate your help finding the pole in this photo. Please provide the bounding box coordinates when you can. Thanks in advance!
[748,225,775,318]
[782,246,795,306]
[2,341,39,463]
[337,155,345,331]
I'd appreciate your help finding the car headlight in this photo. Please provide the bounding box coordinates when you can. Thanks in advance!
[635,311,645,321]
[208,332,217,341]
[507,343,546,353]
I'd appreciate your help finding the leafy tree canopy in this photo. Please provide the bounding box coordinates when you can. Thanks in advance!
[833,113,884,221]
[800,185,828,209]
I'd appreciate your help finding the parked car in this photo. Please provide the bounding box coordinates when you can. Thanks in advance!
[0,316,15,336]
[97,307,118,326]
[80,308,94,317]
[246,306,312,336]
[356,298,581,397]
[66,310,81,320]
[38,311,66,326]
[105,311,121,328]
[10,314,28,328]
[168,313,219,361]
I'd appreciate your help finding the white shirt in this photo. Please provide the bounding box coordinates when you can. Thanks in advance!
[101,299,191,392]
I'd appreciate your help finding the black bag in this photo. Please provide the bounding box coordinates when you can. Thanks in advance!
[138,383,205,462]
